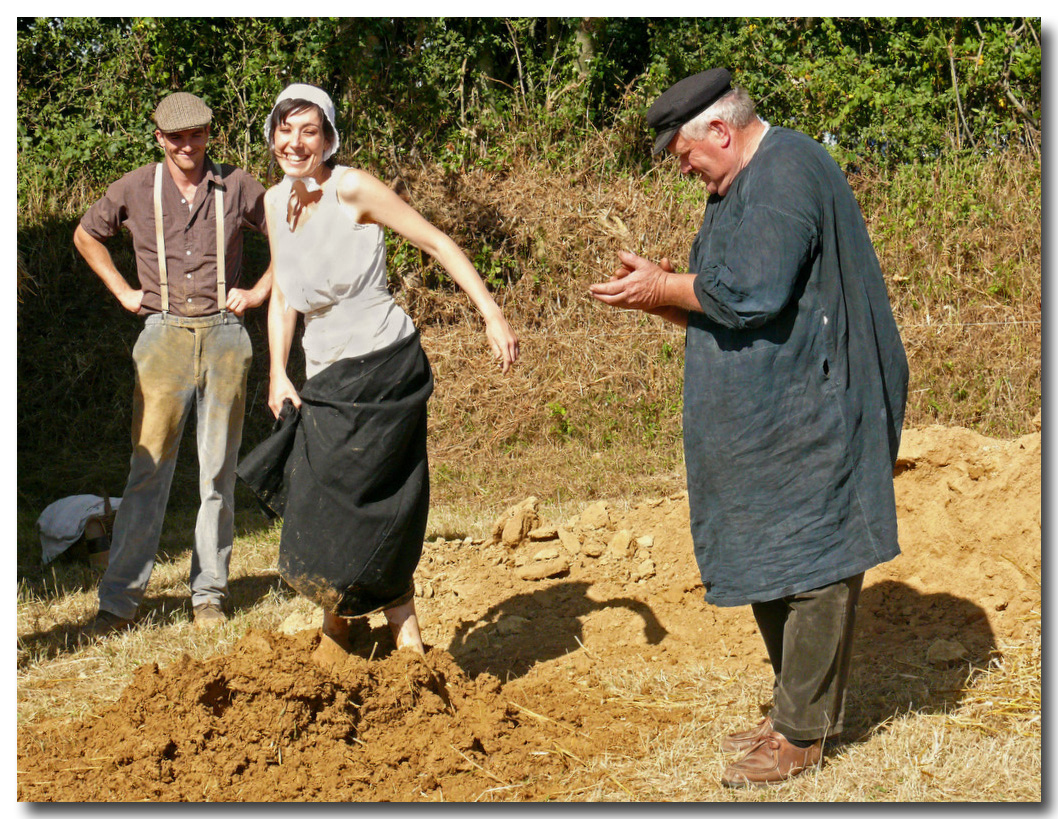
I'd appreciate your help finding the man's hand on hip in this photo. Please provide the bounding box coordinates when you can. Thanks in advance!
[225,287,264,316]
[117,289,145,314]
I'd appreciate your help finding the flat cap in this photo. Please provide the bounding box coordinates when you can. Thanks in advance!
[152,92,212,133]
[646,68,732,155]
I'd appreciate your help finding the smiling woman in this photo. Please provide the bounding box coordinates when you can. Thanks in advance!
[273,111,328,181]
[238,82,520,661]
[265,92,339,190]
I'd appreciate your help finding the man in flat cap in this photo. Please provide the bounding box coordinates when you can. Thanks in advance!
[74,91,273,636]
[591,69,908,786]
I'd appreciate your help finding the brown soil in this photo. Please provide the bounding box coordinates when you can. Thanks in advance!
[17,425,1041,801]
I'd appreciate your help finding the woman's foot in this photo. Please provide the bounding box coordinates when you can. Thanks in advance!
[322,610,352,649]
[384,599,425,654]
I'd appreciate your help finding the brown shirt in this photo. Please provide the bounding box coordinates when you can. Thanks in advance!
[80,158,267,316]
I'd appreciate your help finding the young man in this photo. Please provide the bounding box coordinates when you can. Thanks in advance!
[590,68,908,786]
[74,91,272,636]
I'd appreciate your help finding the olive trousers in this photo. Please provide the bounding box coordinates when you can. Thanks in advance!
[750,572,865,742]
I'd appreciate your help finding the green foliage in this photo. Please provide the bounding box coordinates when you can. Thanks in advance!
[547,401,575,440]
[631,17,1041,166]
[18,17,1041,207]
[17,18,350,198]
[15,16,1041,308]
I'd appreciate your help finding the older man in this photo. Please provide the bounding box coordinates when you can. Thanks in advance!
[74,92,272,636]
[590,68,908,787]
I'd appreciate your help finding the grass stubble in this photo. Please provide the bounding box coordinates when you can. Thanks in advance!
[574,628,1041,802]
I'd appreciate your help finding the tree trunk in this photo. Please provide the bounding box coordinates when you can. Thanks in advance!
[574,17,596,81]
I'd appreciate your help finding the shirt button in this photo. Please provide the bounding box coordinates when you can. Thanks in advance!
[186,273,192,279]
[186,250,191,256]
[187,297,193,303]
[180,198,186,204]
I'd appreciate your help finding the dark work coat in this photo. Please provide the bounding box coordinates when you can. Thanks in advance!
[683,126,908,607]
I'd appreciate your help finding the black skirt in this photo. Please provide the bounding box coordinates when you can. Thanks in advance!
[237,331,433,616]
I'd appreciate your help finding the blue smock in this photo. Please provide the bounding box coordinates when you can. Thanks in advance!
[683,127,908,607]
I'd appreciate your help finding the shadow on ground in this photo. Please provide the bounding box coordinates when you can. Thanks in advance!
[16,571,291,669]
[842,579,997,743]
[443,580,668,680]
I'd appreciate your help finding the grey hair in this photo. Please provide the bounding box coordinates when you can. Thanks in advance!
[679,86,758,139]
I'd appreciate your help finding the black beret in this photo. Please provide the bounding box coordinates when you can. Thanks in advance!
[646,68,733,155]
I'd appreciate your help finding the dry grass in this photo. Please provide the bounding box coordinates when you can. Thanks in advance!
[380,146,709,514]
[853,153,1042,437]
[15,145,1040,522]
[381,146,1040,513]
[563,624,1041,801]
[420,321,687,513]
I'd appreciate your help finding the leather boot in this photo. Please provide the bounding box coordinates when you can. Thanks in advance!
[721,730,822,787]
[720,716,773,754]
[79,609,135,643]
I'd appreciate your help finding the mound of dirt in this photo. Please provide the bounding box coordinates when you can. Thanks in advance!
[17,426,1041,801]
[17,630,625,801]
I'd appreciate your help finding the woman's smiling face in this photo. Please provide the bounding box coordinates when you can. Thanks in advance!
[273,106,331,179]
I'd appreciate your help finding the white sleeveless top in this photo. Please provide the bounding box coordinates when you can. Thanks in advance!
[273,166,415,377]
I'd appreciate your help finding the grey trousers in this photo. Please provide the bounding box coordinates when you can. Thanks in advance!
[98,312,252,620]
[751,572,865,742]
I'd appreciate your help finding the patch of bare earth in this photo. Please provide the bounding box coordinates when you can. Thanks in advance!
[17,425,1041,801]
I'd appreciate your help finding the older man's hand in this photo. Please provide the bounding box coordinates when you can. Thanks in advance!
[589,250,673,311]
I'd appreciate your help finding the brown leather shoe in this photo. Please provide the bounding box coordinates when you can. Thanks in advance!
[80,609,135,641]
[721,730,822,788]
[720,716,773,754]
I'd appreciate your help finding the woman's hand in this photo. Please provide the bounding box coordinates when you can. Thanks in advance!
[268,372,301,418]
[484,312,519,374]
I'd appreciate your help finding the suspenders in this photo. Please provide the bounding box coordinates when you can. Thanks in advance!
[153,162,226,314]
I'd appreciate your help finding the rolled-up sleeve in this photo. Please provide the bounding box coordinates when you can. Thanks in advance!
[693,201,817,329]
[79,178,130,241]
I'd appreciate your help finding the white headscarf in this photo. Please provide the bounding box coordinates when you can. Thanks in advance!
[264,83,340,161]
